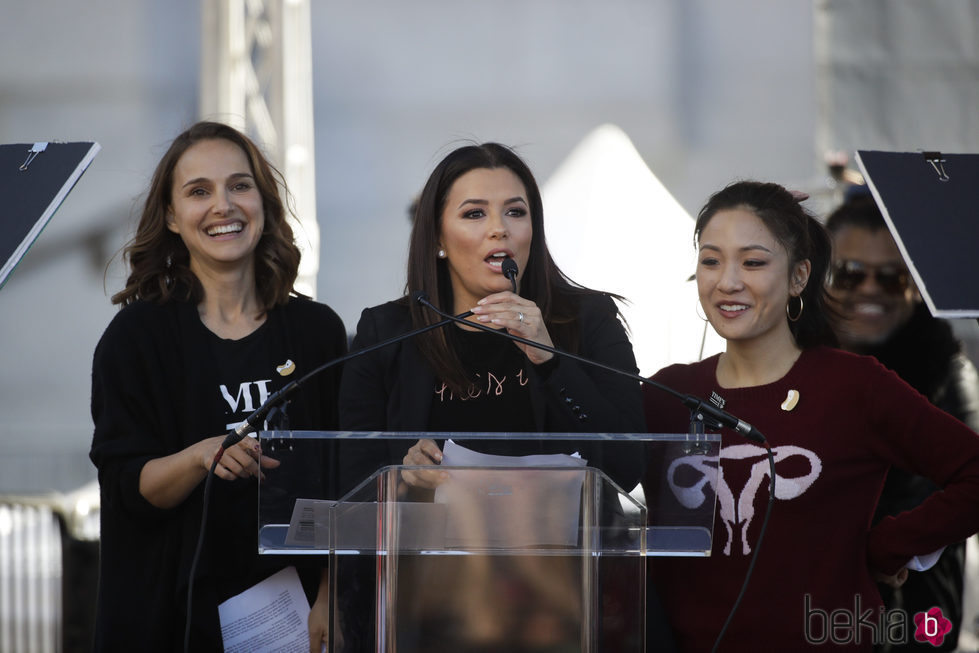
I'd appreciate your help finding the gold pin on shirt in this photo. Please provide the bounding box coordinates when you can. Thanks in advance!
[276,359,296,376]
[781,389,799,411]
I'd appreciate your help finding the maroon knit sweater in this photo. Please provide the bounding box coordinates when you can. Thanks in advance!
[643,347,979,652]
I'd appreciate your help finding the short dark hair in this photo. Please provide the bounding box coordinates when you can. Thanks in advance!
[825,195,887,235]
[112,121,301,312]
[695,180,838,349]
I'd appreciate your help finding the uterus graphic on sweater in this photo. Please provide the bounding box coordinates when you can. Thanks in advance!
[668,444,822,555]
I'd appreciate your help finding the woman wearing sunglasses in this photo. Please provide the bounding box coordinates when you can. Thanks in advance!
[826,193,979,652]
[641,181,979,652]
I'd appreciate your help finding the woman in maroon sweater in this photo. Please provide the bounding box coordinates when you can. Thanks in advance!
[643,181,979,652]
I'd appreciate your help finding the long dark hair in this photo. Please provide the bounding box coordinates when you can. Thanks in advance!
[694,180,838,349]
[407,142,614,392]
[112,121,301,312]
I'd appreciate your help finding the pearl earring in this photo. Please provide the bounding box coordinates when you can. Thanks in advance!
[437,249,446,258]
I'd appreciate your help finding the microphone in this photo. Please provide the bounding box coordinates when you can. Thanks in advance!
[414,292,766,445]
[218,300,475,453]
[502,256,518,293]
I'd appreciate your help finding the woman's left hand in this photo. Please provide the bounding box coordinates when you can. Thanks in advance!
[471,291,554,366]
[401,438,447,490]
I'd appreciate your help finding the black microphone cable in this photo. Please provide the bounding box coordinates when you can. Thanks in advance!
[184,450,223,652]
[414,291,765,444]
[413,290,776,653]
[183,304,475,653]
[710,451,775,653]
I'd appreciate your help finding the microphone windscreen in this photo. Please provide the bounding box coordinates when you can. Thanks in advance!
[502,257,518,280]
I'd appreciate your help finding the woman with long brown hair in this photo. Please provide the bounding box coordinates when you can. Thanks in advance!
[90,121,346,651]
[342,141,643,481]
[320,142,650,651]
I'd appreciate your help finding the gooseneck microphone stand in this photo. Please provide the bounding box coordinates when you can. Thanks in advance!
[183,284,775,653]
[183,306,476,653]
[413,291,766,445]
[412,290,776,653]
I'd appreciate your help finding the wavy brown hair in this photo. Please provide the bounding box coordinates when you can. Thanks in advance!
[112,121,301,311]
[407,142,619,393]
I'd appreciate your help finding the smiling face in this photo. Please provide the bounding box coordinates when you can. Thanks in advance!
[438,167,533,311]
[166,138,265,278]
[697,208,810,347]
[828,225,917,348]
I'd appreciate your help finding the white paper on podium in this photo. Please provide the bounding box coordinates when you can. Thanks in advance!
[284,498,332,548]
[218,566,310,653]
[439,439,586,468]
[435,440,588,548]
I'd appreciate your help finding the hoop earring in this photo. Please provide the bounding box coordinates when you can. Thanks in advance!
[786,295,804,322]
[696,299,709,322]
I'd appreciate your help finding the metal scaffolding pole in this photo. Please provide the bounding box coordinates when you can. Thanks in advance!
[199,0,319,298]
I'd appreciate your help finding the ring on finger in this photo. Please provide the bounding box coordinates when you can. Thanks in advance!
[517,311,525,323]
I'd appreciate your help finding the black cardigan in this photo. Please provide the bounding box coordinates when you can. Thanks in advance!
[89,297,345,651]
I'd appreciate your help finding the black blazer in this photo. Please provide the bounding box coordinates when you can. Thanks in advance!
[338,293,645,490]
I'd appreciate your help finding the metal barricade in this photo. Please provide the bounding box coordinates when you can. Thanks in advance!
[0,483,99,653]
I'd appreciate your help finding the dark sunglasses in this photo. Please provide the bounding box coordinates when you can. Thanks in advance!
[830,260,910,294]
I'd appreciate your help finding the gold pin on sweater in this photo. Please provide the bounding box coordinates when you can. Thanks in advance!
[781,389,800,411]
[276,359,296,376]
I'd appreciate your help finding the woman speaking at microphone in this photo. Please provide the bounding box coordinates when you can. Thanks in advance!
[318,142,654,650]
[340,141,643,482]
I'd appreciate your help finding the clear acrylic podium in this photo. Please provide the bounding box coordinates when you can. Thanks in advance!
[257,431,719,653]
